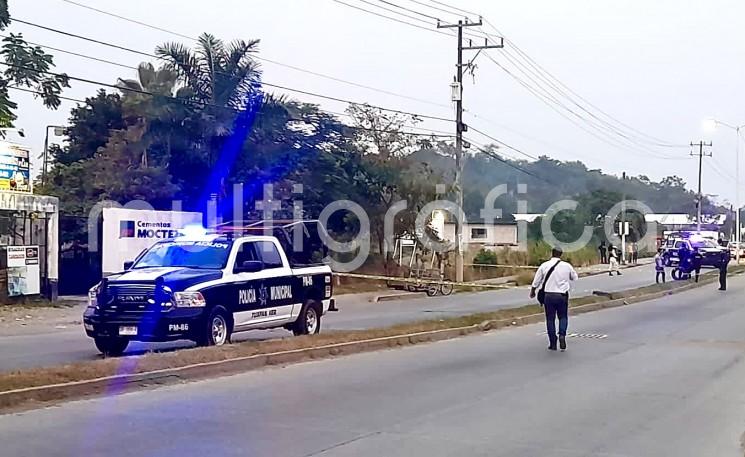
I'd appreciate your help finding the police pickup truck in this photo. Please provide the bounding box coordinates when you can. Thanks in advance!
[84,222,335,356]
[661,233,729,268]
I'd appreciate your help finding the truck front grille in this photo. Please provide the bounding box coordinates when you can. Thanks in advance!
[103,283,158,314]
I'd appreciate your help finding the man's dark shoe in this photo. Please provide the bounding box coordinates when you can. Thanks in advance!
[559,336,567,351]
[617,272,623,275]
[548,345,557,351]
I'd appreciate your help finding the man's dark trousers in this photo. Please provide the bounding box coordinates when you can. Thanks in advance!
[719,264,728,290]
[544,292,569,346]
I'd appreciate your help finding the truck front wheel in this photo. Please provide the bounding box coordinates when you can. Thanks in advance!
[293,300,321,336]
[197,307,232,347]
[94,337,129,357]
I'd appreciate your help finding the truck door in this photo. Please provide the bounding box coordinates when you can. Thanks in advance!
[231,240,295,330]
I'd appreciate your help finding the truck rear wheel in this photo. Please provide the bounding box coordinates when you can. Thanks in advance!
[94,337,129,357]
[293,300,321,336]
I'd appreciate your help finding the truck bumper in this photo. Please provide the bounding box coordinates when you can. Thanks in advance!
[83,309,204,342]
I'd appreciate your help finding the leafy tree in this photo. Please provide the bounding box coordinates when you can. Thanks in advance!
[0,2,68,129]
[53,90,126,166]
[342,104,444,266]
[345,103,422,159]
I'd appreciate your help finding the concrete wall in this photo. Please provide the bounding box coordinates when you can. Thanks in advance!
[442,223,521,251]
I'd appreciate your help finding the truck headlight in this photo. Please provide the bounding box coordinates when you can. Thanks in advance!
[173,291,206,308]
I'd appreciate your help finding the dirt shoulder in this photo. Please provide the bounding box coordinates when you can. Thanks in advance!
[0,301,86,337]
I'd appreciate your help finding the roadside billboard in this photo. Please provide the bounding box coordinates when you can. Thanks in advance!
[102,208,203,275]
[0,141,31,193]
[6,245,41,296]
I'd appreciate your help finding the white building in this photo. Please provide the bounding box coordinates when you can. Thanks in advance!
[430,211,520,251]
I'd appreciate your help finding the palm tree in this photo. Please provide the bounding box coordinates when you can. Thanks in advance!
[117,63,181,167]
[155,33,262,138]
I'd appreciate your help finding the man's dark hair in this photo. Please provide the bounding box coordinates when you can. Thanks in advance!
[551,247,563,258]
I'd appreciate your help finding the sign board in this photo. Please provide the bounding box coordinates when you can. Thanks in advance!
[0,141,31,193]
[102,208,203,275]
[617,221,630,236]
[6,245,41,296]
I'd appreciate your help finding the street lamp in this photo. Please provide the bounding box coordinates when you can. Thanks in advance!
[704,118,745,264]
[42,125,65,188]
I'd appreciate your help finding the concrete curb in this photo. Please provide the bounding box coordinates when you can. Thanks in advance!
[373,292,425,302]
[0,270,729,412]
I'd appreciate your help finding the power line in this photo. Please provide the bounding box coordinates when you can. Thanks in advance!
[8,18,455,123]
[403,0,472,19]
[408,3,688,150]
[464,109,596,161]
[54,0,453,111]
[481,52,686,161]
[332,0,490,41]
[9,79,454,140]
[376,0,441,21]
[1,34,138,70]
[355,0,438,26]
[330,0,452,36]
[9,85,86,104]
[707,157,735,182]
[467,125,540,161]
[405,4,689,149]
[467,138,554,184]
[59,0,194,40]
[483,19,687,149]
[427,0,480,17]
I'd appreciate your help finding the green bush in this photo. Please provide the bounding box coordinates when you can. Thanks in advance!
[528,240,598,267]
[473,248,499,265]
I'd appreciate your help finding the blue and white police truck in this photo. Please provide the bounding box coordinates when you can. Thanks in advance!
[83,221,336,356]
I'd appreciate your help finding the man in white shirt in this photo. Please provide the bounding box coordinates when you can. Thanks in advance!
[530,247,579,351]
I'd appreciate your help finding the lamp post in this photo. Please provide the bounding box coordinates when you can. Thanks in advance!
[42,125,65,188]
[704,118,745,264]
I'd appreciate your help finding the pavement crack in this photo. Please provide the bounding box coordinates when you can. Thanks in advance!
[302,431,382,457]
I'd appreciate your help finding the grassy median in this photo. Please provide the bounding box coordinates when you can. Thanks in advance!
[3,267,738,397]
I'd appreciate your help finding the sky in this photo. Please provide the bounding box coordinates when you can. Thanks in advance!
[7,0,745,206]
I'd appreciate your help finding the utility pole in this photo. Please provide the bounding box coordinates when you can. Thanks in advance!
[690,141,713,233]
[438,18,503,282]
[620,172,629,264]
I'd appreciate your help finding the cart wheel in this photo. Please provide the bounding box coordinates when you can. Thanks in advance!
[426,283,439,297]
[440,282,454,296]
[671,268,681,280]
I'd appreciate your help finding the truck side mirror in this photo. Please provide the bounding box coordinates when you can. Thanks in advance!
[235,260,263,273]
[123,261,134,270]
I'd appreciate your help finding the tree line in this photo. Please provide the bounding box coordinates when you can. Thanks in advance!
[0,2,717,262]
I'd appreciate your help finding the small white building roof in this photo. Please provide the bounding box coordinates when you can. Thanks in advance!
[644,214,691,225]
[512,213,543,223]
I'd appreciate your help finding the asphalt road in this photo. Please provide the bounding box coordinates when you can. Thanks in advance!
[0,263,660,372]
[1,271,743,456]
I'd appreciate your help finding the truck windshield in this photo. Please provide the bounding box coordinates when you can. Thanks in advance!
[691,239,717,249]
[133,240,232,269]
